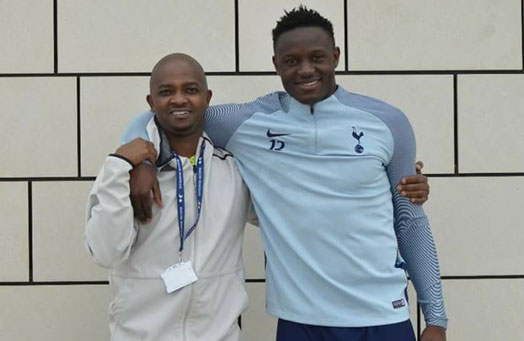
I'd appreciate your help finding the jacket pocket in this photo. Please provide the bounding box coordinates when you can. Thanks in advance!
[187,271,247,340]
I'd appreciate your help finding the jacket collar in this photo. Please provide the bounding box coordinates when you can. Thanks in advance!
[286,85,344,116]
[146,116,211,170]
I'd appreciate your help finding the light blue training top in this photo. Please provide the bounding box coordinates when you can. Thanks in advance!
[123,86,447,328]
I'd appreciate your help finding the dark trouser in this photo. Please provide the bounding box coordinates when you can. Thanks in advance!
[276,318,416,341]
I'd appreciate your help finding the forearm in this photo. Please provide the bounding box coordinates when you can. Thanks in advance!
[382,107,447,327]
[85,156,138,268]
[396,206,448,328]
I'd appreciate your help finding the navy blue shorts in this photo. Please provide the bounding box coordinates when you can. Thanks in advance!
[276,319,416,341]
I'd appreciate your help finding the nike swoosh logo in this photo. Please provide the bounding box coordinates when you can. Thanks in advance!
[266,129,290,138]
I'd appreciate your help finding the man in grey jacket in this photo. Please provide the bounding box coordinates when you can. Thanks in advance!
[85,53,252,341]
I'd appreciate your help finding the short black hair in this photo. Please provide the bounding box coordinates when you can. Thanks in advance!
[272,5,335,48]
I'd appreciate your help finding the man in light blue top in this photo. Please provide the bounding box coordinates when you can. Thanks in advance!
[123,6,446,341]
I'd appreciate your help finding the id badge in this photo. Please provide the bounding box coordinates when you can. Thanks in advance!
[160,261,198,294]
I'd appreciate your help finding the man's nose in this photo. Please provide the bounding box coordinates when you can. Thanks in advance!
[297,61,314,76]
[170,92,188,105]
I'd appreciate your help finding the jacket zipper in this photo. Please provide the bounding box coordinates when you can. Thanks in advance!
[181,279,194,341]
[182,163,198,341]
[311,105,319,152]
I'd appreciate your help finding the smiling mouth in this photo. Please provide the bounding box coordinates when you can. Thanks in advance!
[296,79,320,89]
[169,110,191,117]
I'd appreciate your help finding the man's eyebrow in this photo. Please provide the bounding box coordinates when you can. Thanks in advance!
[156,81,203,88]
[280,47,327,55]
[183,81,203,87]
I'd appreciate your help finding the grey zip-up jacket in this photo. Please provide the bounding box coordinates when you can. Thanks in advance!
[85,119,252,341]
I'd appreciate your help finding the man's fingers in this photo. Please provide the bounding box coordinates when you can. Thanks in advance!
[132,193,147,222]
[152,178,163,208]
[145,143,157,165]
[130,192,140,218]
[129,169,142,220]
[142,191,153,223]
[416,160,424,174]
[397,183,429,193]
[410,197,428,205]
[150,144,158,160]
[400,190,428,199]
[146,152,156,165]
[400,174,427,185]
[129,161,158,223]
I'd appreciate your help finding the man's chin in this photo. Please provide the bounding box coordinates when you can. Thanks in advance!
[167,125,203,138]
[293,93,322,105]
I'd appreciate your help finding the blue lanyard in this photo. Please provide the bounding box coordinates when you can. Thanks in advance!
[172,141,205,254]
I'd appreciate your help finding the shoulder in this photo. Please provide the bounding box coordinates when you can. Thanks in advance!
[212,147,234,161]
[205,140,245,190]
[234,91,287,115]
[208,91,285,115]
[204,91,287,148]
[335,87,404,117]
[202,136,234,161]
[335,87,411,132]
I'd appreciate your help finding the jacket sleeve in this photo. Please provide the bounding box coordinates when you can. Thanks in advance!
[84,156,138,268]
[121,111,153,144]
[385,110,448,329]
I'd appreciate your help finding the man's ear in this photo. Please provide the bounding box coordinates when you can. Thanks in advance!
[206,89,213,105]
[333,47,341,68]
[146,94,154,111]
[272,55,280,75]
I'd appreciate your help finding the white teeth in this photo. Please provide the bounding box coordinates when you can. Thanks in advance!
[301,80,319,87]
[170,110,190,116]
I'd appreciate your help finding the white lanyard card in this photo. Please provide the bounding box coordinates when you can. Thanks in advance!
[160,261,198,294]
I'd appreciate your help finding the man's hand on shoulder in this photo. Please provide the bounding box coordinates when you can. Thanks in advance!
[397,161,429,205]
[114,138,163,223]
[130,162,163,223]
[114,138,157,166]
[420,325,446,341]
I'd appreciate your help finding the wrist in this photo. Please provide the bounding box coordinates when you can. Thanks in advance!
[426,319,448,330]
[108,153,135,168]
